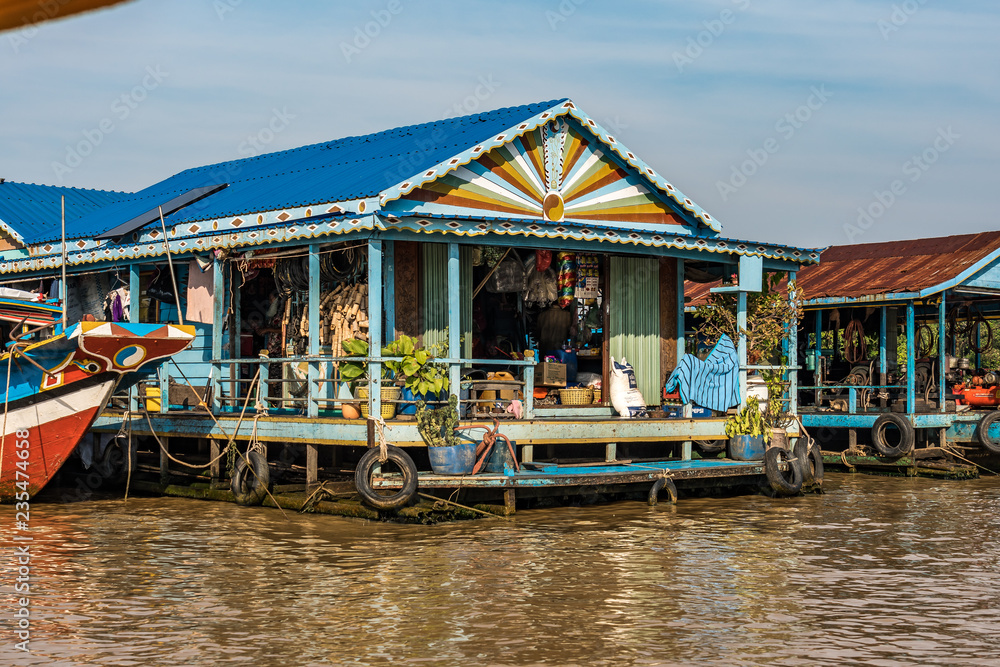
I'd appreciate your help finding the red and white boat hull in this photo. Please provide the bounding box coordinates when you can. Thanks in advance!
[0,378,117,499]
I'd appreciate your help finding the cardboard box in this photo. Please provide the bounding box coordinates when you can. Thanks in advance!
[535,362,567,387]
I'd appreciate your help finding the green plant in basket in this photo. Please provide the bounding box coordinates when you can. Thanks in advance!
[340,335,449,395]
[724,401,770,443]
[416,394,460,447]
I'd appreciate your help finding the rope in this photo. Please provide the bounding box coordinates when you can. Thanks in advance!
[367,415,391,462]
[844,319,867,364]
[941,443,1000,476]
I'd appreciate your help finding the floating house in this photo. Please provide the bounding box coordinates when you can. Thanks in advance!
[0,99,819,510]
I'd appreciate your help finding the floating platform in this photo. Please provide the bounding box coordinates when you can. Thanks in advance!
[821,447,980,479]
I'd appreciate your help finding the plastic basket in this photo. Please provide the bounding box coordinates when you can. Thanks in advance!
[357,386,399,419]
[559,387,594,405]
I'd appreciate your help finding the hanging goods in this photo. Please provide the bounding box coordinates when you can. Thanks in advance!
[556,252,576,308]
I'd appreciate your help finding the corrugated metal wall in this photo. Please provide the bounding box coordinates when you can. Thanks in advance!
[609,255,661,404]
[421,243,472,357]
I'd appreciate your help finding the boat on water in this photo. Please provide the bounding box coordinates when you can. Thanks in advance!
[0,297,195,500]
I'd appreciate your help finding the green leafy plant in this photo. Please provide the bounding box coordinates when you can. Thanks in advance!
[694,273,803,364]
[416,394,460,447]
[340,335,450,395]
[724,401,771,443]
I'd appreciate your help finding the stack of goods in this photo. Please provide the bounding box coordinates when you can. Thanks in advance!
[574,255,600,298]
[317,283,369,352]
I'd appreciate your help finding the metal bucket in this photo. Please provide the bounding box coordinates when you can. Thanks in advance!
[427,442,476,475]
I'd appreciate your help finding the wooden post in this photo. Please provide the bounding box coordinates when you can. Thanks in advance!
[159,436,170,485]
[503,488,516,515]
[308,243,320,419]
[368,240,383,420]
[307,443,318,486]
[605,442,617,462]
[210,439,221,483]
[447,242,461,393]
[212,255,225,413]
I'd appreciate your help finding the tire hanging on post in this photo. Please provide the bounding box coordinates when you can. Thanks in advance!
[871,413,915,458]
[793,438,824,487]
[231,450,270,506]
[764,447,802,496]
[354,445,418,511]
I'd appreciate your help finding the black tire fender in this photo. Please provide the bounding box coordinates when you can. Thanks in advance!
[693,439,726,456]
[355,445,418,511]
[231,450,270,506]
[793,438,824,487]
[871,413,915,458]
[648,476,677,505]
[975,411,1000,454]
[764,447,802,496]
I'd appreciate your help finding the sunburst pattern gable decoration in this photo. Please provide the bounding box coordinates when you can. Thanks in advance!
[392,120,689,229]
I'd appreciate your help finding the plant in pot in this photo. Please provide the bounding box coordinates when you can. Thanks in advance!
[381,335,450,415]
[724,401,770,461]
[339,338,401,420]
[417,394,475,475]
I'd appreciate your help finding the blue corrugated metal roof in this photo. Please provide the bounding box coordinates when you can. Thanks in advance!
[31,99,569,245]
[0,181,129,244]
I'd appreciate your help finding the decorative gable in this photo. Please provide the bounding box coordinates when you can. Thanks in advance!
[383,118,694,232]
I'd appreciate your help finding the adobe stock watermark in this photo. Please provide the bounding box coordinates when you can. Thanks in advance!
[716,84,833,202]
[340,0,403,63]
[844,126,959,243]
[10,428,33,652]
[546,0,587,31]
[673,0,751,73]
[877,0,930,40]
[442,76,501,119]
[214,0,242,20]
[51,66,169,183]
[7,0,71,54]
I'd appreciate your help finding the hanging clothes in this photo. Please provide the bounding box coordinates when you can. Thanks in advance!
[185,259,215,324]
[104,286,130,322]
[664,334,740,412]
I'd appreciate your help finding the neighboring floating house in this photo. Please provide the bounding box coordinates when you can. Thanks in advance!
[688,232,1000,461]
[0,99,820,509]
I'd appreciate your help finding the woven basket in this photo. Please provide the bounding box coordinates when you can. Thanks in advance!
[592,388,602,404]
[357,386,400,419]
[559,387,594,405]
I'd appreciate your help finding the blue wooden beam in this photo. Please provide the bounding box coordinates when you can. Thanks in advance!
[308,243,320,419]
[368,240,383,420]
[447,242,461,397]
[211,255,224,413]
[938,295,946,414]
[906,301,915,416]
[737,291,748,406]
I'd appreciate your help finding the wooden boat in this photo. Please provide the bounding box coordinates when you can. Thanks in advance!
[1,319,195,500]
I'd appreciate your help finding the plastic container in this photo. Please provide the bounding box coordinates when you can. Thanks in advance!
[427,442,476,475]
[555,348,578,382]
[397,388,440,415]
[482,438,517,473]
[728,435,765,461]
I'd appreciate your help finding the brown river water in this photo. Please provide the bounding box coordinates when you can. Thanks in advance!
[3,473,1000,666]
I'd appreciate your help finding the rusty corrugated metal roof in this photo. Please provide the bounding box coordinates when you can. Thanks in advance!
[683,231,1000,308]
[0,0,132,32]
[798,231,1000,300]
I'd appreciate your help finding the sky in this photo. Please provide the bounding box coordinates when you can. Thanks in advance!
[1,0,997,250]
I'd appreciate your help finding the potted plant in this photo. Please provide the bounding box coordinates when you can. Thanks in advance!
[417,395,475,475]
[724,401,770,461]
[382,335,450,414]
[339,338,401,419]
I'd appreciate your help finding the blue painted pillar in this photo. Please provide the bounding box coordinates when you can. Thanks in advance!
[938,295,946,413]
[128,264,140,323]
[787,271,797,415]
[211,256,224,413]
[737,291,748,406]
[447,242,461,398]
[814,310,822,375]
[906,301,915,416]
[368,240,383,420]
[383,240,395,343]
[879,307,887,378]
[676,259,685,362]
[308,244,320,418]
